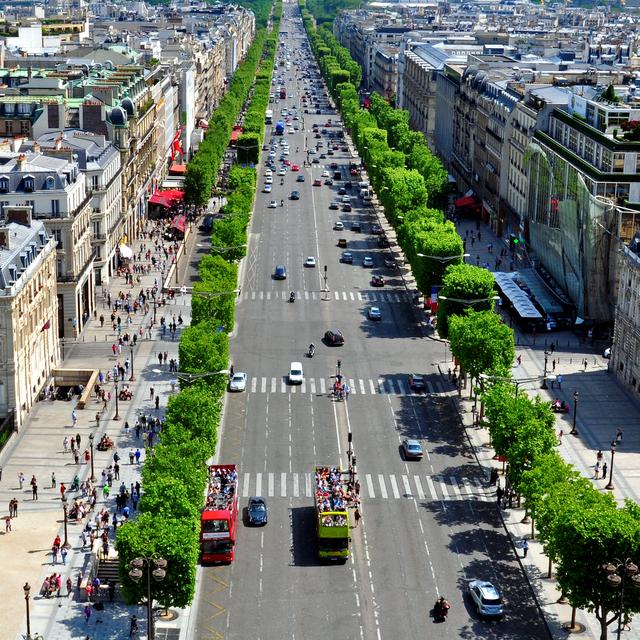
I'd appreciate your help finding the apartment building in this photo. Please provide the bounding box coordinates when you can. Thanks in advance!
[0,209,58,430]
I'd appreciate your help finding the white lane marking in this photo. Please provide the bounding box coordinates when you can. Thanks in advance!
[252,291,256,300]
[350,292,355,301]
[312,292,317,300]
[271,377,277,393]
[359,379,366,394]
[334,291,339,300]
[293,473,300,497]
[377,378,384,394]
[369,379,376,394]
[281,378,287,393]
[281,472,287,497]
[260,291,264,300]
[304,291,309,300]
[437,476,449,500]
[397,379,407,395]
[305,473,312,497]
[256,472,262,497]
[472,478,488,501]
[261,377,267,393]
[242,473,250,498]
[268,473,274,497]
[389,474,400,499]
[450,476,462,500]
[402,475,412,498]
[310,379,316,394]
[251,377,257,393]
[291,384,296,394]
[349,378,356,394]
[301,380,307,393]
[357,292,362,301]
[414,475,425,500]
[378,474,388,499]
[426,475,437,500]
[320,378,326,394]
[342,291,347,300]
[267,292,271,300]
[366,473,375,499]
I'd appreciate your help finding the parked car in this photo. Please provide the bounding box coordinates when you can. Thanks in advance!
[468,580,504,618]
[229,372,247,392]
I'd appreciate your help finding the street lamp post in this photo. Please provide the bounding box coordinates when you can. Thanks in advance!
[114,379,120,421]
[570,391,579,435]
[129,344,135,382]
[541,351,550,389]
[23,582,32,640]
[603,559,640,640]
[129,557,168,640]
[61,493,71,549]
[605,440,617,490]
[88,433,95,482]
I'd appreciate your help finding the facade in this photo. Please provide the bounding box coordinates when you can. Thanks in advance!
[0,209,59,429]
[0,150,94,338]
[610,244,640,398]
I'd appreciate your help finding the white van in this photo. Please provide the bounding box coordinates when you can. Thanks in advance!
[289,362,304,384]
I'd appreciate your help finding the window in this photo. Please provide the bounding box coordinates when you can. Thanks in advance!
[91,175,99,190]
[0,177,8,193]
[51,199,60,216]
[613,154,625,173]
[45,176,55,190]
[20,121,29,135]
[24,177,34,192]
[52,229,62,249]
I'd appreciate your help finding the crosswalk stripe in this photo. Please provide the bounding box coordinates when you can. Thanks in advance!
[414,475,425,500]
[397,379,407,395]
[281,378,287,393]
[426,381,436,394]
[305,473,312,497]
[366,473,375,499]
[312,292,317,300]
[268,473,274,497]
[350,292,355,301]
[267,292,271,300]
[261,377,267,393]
[369,379,376,394]
[251,377,257,393]
[378,474,388,499]
[301,380,307,393]
[304,291,309,300]
[281,472,287,497]
[377,378,384,393]
[260,292,264,300]
[357,292,362,301]
[402,474,412,498]
[291,384,296,394]
[472,479,488,501]
[389,474,400,499]
[310,379,316,394]
[241,290,416,303]
[359,379,365,394]
[242,473,250,498]
[320,378,326,394]
[349,378,356,394]
[293,473,300,497]
[449,476,462,500]
[426,475,437,500]
[271,377,277,393]
[342,291,347,301]
[334,291,339,300]
[437,476,449,500]
[255,472,262,496]
[252,291,256,300]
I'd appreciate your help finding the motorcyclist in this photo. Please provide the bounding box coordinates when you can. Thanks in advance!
[308,343,315,356]
[434,596,450,620]
[289,291,295,302]
[281,199,284,207]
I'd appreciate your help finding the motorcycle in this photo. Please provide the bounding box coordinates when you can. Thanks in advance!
[308,345,315,358]
[432,598,450,623]
[551,399,570,414]
[289,292,295,303]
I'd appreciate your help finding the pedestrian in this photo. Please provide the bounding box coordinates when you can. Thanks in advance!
[550,342,555,353]
[583,358,588,371]
[32,480,38,501]
[602,462,608,479]
[61,547,68,565]
[496,485,504,505]
[516,354,522,366]
[155,395,160,410]
[74,450,80,465]
[84,604,92,624]
[354,508,361,527]
[51,544,58,564]
[70,437,76,453]
[5,515,11,532]
[129,450,135,464]
[558,429,563,442]
[84,449,90,464]
[63,436,69,453]
[595,461,600,477]
[556,374,563,390]
[345,384,350,400]
[616,428,623,443]
[76,433,81,449]
[552,359,556,372]
[150,387,154,400]
[522,539,530,558]
[96,412,100,427]
[72,409,78,427]
[114,462,120,480]
[135,449,141,464]
[18,472,25,489]
[66,576,73,597]
[129,614,139,637]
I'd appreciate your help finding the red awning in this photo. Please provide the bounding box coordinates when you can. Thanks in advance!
[169,163,187,176]
[454,195,477,208]
[148,189,184,208]
[171,214,186,233]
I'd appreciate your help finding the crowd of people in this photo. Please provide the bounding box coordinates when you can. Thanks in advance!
[205,467,238,510]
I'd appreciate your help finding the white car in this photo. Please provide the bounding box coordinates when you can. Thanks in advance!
[268,200,278,209]
[263,184,272,193]
[264,168,272,177]
[282,148,290,156]
[304,256,317,268]
[265,175,273,184]
[289,362,304,385]
[368,306,382,320]
[229,372,247,392]
[278,167,287,176]
[322,170,330,177]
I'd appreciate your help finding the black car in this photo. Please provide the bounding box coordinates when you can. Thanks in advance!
[290,190,300,200]
[371,224,383,235]
[324,329,345,346]
[247,496,268,526]
[329,201,339,210]
[338,187,347,195]
[274,264,287,280]
[351,221,361,231]
[342,203,352,212]
[377,236,390,248]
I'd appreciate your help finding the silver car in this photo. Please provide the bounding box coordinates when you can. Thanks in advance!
[468,580,504,618]
[229,372,247,392]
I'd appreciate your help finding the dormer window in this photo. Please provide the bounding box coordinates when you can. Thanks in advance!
[8,265,16,282]
[24,176,34,192]
[0,177,9,193]
[45,176,55,190]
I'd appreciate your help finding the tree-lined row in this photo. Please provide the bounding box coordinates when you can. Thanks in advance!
[114,3,282,610]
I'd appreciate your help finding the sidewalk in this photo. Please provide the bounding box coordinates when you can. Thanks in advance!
[0,219,196,640]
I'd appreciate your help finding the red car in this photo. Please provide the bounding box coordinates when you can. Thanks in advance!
[371,275,385,287]
[292,164,299,171]
[313,179,322,186]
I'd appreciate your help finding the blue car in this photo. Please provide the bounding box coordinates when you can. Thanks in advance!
[247,497,268,526]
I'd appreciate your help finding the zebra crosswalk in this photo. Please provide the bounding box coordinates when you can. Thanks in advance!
[240,290,412,304]
[243,377,444,396]
[238,471,491,503]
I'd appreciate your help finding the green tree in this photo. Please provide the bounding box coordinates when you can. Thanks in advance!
[436,263,496,338]
[116,513,199,609]
[184,162,212,206]
[178,321,229,393]
[449,310,514,382]
[237,133,260,165]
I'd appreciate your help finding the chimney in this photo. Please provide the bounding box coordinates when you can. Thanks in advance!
[16,153,26,170]
[33,141,41,153]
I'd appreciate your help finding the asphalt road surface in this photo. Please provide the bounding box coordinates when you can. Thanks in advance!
[192,4,551,639]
